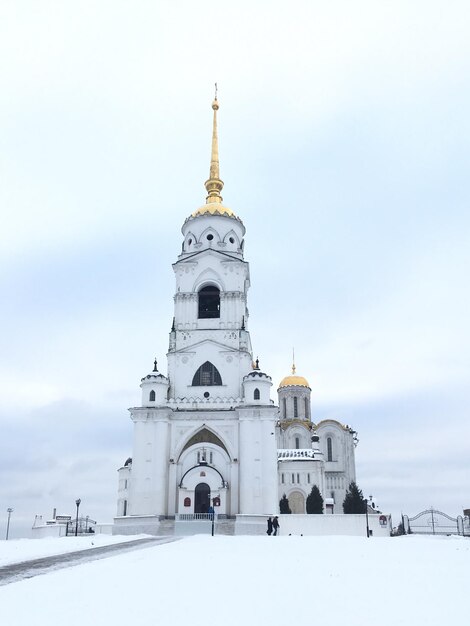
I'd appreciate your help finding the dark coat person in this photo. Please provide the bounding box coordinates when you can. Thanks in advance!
[273,516,280,536]
[267,516,273,535]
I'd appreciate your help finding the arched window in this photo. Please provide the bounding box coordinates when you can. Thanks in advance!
[293,396,298,418]
[254,388,260,400]
[304,396,309,418]
[295,436,300,449]
[192,361,222,386]
[283,398,287,418]
[327,437,333,462]
[198,285,220,319]
[149,390,156,401]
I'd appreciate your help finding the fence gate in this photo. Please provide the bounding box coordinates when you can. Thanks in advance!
[403,509,468,536]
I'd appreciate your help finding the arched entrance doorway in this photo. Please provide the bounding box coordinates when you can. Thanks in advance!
[289,491,305,514]
[194,483,210,514]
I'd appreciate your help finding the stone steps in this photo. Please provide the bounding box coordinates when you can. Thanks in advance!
[214,519,235,536]
[155,518,236,536]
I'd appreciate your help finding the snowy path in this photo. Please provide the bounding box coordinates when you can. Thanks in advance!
[0,536,179,586]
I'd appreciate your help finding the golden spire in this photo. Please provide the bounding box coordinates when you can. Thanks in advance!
[292,348,296,374]
[204,83,224,204]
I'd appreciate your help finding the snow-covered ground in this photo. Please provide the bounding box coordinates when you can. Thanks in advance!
[0,534,467,625]
[0,534,150,567]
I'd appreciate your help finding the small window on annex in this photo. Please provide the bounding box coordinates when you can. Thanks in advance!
[198,285,220,319]
[295,436,300,449]
[192,361,222,386]
[254,388,260,400]
[293,396,298,418]
[149,390,156,401]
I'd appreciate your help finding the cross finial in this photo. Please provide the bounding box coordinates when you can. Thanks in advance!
[292,348,296,375]
[214,82,218,100]
[255,357,260,370]
[153,358,158,372]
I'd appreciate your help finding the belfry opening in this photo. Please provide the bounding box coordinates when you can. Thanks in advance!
[198,285,220,318]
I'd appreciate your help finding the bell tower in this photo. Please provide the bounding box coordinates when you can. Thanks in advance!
[167,94,254,406]
[114,93,279,533]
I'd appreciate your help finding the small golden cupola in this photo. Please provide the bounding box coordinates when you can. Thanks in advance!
[190,87,239,221]
[278,357,312,422]
[278,363,311,390]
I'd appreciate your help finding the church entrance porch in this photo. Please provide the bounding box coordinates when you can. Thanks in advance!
[177,465,228,516]
[194,482,210,514]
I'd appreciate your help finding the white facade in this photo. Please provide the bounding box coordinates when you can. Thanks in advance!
[114,98,359,535]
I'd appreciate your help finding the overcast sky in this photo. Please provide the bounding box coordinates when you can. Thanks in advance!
[1,0,469,537]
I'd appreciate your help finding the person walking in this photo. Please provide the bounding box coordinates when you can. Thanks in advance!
[273,516,280,536]
[267,516,273,536]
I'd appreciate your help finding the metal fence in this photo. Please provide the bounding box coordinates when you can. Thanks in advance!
[403,509,469,536]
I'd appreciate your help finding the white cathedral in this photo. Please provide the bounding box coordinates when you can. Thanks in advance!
[114,97,358,534]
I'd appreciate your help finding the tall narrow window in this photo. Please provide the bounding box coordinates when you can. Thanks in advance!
[123,500,127,516]
[192,361,222,386]
[254,388,260,400]
[295,436,300,449]
[149,390,156,401]
[283,398,287,418]
[327,437,333,462]
[293,396,298,418]
[304,396,309,418]
[198,285,220,318]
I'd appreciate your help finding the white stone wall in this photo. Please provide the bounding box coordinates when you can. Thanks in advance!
[235,513,392,537]
[31,523,68,539]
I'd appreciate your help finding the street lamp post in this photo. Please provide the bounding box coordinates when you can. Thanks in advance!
[75,499,81,537]
[210,495,220,537]
[5,508,13,540]
[364,499,370,538]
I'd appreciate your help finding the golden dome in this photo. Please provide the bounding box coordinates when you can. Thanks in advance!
[278,361,310,389]
[278,375,310,389]
[191,202,236,218]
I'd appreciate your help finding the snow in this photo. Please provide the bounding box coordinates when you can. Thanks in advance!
[0,534,468,625]
[0,534,150,566]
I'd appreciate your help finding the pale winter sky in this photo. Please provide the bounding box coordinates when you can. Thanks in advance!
[1,1,469,537]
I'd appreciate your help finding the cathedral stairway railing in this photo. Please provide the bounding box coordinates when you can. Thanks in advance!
[177,513,216,521]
